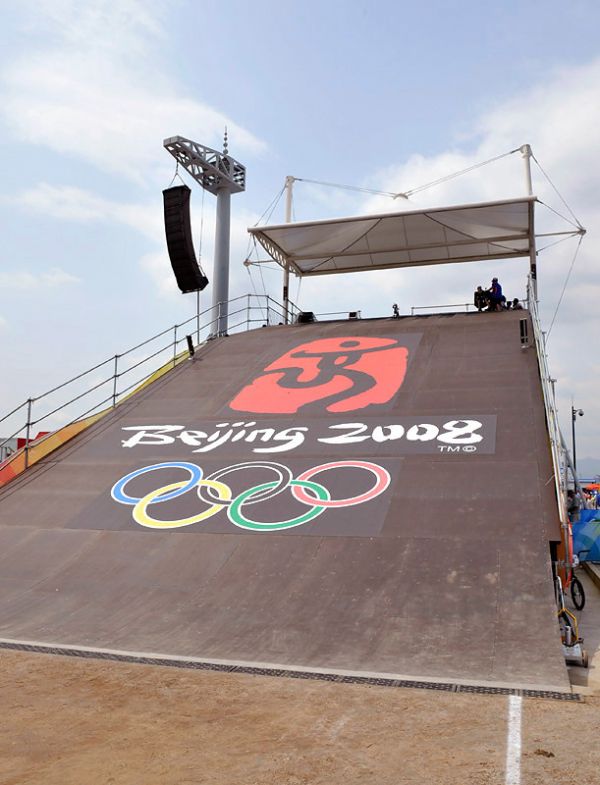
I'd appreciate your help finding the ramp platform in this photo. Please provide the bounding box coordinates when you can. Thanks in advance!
[0,312,569,690]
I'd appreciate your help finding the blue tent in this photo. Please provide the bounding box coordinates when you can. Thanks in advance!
[572,509,600,561]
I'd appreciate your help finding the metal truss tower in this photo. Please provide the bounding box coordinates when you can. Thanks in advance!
[163,133,246,336]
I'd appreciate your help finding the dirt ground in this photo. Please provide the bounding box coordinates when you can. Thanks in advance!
[1,650,598,785]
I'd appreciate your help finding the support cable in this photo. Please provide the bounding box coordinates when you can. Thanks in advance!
[245,264,261,300]
[257,256,268,299]
[546,233,585,339]
[403,148,521,197]
[536,231,580,254]
[293,177,402,199]
[532,154,585,230]
[197,182,206,274]
[291,147,521,204]
[245,237,268,320]
[244,184,287,264]
[167,161,186,188]
[295,274,303,307]
[252,184,286,227]
[537,199,583,233]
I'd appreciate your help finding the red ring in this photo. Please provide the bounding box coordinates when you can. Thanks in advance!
[292,460,390,508]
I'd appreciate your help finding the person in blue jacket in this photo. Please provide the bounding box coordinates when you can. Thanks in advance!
[487,277,504,311]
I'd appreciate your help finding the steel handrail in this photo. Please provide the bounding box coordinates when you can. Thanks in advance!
[0,293,301,468]
[118,340,175,377]
[0,423,29,452]
[527,277,571,565]
[0,400,28,427]
[411,303,473,315]
[30,374,115,427]
[32,355,115,403]
[116,359,184,399]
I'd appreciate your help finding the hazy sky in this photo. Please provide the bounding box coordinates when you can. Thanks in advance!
[1,0,599,460]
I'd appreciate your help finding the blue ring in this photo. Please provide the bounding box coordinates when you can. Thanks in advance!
[111,462,203,505]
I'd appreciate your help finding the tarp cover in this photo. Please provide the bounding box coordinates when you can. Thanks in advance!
[249,196,536,276]
[573,510,600,561]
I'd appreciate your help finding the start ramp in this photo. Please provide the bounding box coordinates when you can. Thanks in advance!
[0,311,569,691]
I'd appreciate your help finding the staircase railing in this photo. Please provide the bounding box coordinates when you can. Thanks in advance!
[526,276,570,561]
[0,293,299,469]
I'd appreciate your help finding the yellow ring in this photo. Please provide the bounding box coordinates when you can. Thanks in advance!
[133,479,232,529]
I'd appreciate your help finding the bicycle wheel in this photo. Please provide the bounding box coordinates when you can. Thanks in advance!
[570,576,586,611]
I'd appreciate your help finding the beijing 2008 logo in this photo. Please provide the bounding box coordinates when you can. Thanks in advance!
[229,336,410,414]
[111,459,390,532]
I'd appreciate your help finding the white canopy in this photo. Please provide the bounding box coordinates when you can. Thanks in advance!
[249,196,536,276]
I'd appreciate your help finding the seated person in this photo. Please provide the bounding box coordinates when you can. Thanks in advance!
[487,277,503,311]
[512,298,523,310]
[474,286,488,311]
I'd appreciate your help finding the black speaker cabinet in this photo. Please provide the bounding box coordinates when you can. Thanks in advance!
[163,185,209,293]
[297,311,315,324]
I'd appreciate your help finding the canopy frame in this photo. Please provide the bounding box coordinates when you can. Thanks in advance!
[249,195,538,278]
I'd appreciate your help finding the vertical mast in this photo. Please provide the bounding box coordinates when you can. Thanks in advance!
[283,176,294,324]
[521,144,537,301]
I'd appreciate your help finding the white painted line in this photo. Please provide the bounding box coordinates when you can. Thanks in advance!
[505,694,522,785]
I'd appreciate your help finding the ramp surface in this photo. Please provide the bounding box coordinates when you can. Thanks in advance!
[0,312,569,690]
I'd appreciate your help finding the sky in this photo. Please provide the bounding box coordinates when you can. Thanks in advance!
[1,0,599,465]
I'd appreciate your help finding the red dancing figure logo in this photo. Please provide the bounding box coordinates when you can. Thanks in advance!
[229,336,409,414]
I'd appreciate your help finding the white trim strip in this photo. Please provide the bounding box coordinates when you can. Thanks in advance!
[0,637,571,694]
[505,694,523,785]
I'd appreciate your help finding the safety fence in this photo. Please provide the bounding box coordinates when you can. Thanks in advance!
[410,302,474,315]
[527,277,571,566]
[0,294,299,470]
[410,298,526,316]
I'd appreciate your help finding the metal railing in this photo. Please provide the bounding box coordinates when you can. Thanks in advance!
[311,310,362,319]
[410,299,526,316]
[0,293,299,470]
[527,277,571,566]
[410,302,474,315]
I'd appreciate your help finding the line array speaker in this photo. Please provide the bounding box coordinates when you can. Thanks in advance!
[163,185,209,293]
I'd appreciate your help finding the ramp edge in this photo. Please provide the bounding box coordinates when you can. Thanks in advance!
[0,637,579,702]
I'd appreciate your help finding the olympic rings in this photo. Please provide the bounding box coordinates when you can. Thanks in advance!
[229,479,329,531]
[197,461,293,507]
[134,479,231,529]
[110,459,390,531]
[111,461,202,505]
[293,460,390,508]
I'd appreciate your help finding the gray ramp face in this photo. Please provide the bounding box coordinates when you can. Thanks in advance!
[0,313,569,690]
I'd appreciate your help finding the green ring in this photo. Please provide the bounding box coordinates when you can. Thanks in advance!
[228,479,329,531]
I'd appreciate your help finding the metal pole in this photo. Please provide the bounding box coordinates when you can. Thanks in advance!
[520,144,534,196]
[571,406,577,475]
[196,290,200,346]
[521,144,538,301]
[112,355,119,407]
[283,176,294,324]
[213,187,231,336]
[173,325,178,367]
[24,398,32,469]
[549,377,557,408]
[246,293,250,332]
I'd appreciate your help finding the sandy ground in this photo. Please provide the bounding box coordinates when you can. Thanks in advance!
[1,649,599,785]
[2,568,599,784]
